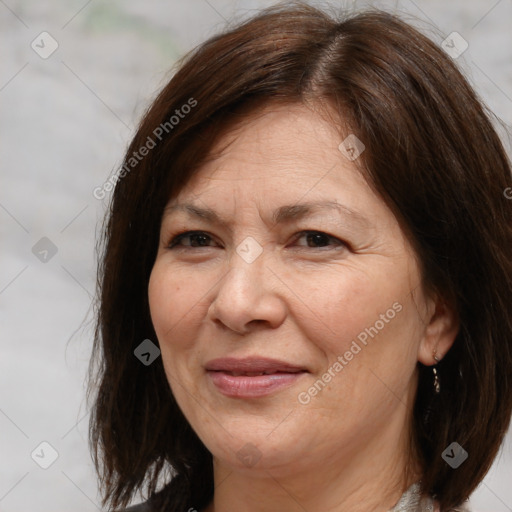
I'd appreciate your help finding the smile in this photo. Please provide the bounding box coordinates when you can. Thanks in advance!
[205,357,308,398]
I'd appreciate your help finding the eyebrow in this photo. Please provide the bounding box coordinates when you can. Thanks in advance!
[163,200,372,229]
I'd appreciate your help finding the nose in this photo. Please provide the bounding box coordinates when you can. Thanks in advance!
[207,253,287,335]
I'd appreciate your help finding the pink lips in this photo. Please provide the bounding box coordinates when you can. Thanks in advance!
[205,357,307,398]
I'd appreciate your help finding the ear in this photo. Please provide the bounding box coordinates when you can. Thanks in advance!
[417,295,459,365]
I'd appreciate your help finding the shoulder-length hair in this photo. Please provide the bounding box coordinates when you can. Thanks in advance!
[89,3,512,511]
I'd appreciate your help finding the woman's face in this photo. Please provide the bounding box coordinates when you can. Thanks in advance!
[149,103,437,477]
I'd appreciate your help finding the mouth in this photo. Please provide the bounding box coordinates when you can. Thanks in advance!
[219,370,303,377]
[205,357,308,398]
[205,357,307,373]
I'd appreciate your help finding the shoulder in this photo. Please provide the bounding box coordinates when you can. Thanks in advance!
[113,481,176,512]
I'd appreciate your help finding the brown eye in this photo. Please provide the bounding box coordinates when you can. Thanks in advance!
[168,231,218,248]
[294,231,346,249]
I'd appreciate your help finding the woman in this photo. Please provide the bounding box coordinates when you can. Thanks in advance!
[89,3,512,512]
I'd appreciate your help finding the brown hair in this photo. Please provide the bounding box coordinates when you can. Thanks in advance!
[89,3,512,511]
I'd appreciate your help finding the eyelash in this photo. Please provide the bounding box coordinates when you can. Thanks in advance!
[166,230,348,251]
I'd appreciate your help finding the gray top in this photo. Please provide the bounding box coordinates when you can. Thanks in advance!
[389,482,470,511]
[389,482,437,512]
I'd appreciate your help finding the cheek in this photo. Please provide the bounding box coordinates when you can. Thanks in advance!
[285,266,399,352]
[291,264,422,378]
[148,263,207,352]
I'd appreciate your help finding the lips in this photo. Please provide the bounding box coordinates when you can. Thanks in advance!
[205,357,306,374]
[223,370,299,376]
[205,357,308,398]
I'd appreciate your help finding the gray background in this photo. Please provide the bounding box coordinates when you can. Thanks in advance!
[1,1,511,511]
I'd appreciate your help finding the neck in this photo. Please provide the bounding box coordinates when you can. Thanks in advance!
[203,405,422,512]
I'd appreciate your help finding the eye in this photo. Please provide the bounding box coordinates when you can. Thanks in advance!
[167,230,220,249]
[166,230,347,251]
[292,230,347,249]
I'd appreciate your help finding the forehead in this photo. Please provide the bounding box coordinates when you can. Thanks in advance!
[171,103,371,204]
[208,103,346,172]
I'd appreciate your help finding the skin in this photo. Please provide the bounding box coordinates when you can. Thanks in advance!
[148,103,458,512]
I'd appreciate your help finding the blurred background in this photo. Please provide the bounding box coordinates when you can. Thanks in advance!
[1,1,511,510]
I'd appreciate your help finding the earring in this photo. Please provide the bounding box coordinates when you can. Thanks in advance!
[432,351,441,394]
